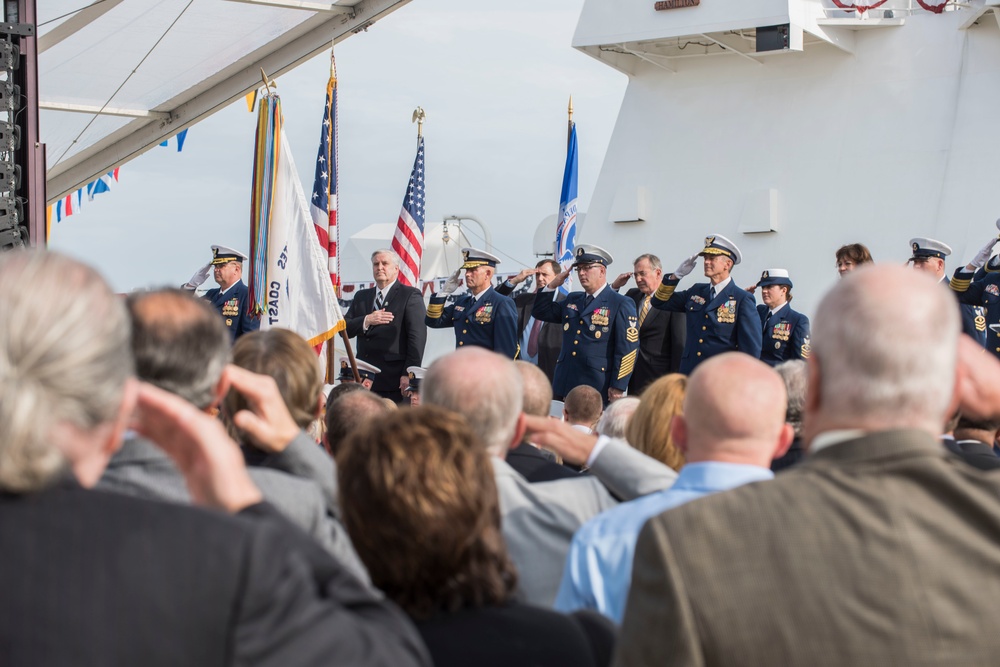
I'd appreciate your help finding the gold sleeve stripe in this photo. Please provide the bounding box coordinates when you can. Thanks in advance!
[618,350,637,379]
[427,303,444,318]
[950,277,972,292]
[653,283,675,301]
[514,343,521,360]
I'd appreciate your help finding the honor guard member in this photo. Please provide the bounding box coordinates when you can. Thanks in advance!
[651,234,762,374]
[533,244,639,404]
[908,238,987,347]
[951,230,1000,357]
[749,269,811,367]
[338,358,381,390]
[404,366,425,406]
[425,248,519,358]
[182,245,260,341]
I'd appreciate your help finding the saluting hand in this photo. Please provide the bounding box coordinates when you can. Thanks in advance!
[673,254,699,279]
[969,237,1000,270]
[547,268,571,290]
[611,272,632,290]
[439,269,462,296]
[133,381,263,513]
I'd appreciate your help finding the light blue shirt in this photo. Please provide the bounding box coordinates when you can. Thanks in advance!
[519,313,539,365]
[553,461,774,623]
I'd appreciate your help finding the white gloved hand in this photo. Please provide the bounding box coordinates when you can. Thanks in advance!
[969,238,1000,269]
[439,269,462,296]
[673,254,699,279]
[183,262,213,290]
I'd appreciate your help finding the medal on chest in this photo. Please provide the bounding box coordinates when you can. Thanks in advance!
[591,306,610,327]
[474,304,493,323]
[771,321,791,341]
[716,298,736,324]
[222,298,240,317]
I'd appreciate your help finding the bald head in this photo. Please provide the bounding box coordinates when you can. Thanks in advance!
[423,348,523,457]
[808,265,959,437]
[514,361,552,418]
[678,353,790,466]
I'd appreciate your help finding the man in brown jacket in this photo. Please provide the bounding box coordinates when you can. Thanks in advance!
[617,265,1000,666]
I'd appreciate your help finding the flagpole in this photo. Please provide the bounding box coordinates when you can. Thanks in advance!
[325,43,345,383]
[567,95,573,144]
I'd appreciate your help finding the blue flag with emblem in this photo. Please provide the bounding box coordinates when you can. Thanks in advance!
[555,122,578,296]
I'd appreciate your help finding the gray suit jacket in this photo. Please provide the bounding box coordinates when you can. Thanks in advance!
[100,433,368,584]
[617,429,1000,666]
[495,438,677,607]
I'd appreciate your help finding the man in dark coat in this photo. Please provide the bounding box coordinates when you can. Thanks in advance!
[345,249,427,402]
[183,244,260,341]
[611,253,686,394]
[533,244,639,403]
[496,259,564,384]
[426,248,518,358]
[651,234,762,374]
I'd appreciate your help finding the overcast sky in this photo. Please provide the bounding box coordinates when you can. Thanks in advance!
[47,0,628,293]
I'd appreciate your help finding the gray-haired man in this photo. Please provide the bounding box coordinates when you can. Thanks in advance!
[344,249,427,402]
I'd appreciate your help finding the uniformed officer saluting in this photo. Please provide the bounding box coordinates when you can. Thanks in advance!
[425,247,519,358]
[747,269,810,367]
[951,224,1000,358]
[651,234,762,374]
[182,244,260,341]
[908,237,987,348]
[533,244,639,404]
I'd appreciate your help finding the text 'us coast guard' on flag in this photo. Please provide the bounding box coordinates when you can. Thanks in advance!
[263,129,345,346]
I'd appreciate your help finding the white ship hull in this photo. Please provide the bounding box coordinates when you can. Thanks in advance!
[575,0,1000,314]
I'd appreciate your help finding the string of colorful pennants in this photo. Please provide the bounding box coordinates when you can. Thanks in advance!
[46,129,189,228]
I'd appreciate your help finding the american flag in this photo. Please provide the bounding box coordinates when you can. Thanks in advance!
[310,73,339,289]
[391,135,426,287]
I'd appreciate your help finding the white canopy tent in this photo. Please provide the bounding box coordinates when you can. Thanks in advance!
[39,0,411,203]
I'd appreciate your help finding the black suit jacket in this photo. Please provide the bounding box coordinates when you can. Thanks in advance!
[945,438,1000,470]
[345,282,427,395]
[624,287,685,394]
[505,443,581,483]
[417,603,615,667]
[0,481,430,667]
[496,284,562,383]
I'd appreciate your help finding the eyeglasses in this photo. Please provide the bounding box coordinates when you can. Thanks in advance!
[575,264,600,273]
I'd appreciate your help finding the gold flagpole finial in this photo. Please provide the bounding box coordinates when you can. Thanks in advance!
[412,106,426,139]
[568,95,574,123]
[260,68,276,95]
[329,40,337,80]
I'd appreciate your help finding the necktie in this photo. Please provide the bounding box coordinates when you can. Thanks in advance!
[638,295,651,328]
[527,319,543,357]
[708,286,716,302]
[584,294,594,309]
[763,311,771,334]
[374,291,384,311]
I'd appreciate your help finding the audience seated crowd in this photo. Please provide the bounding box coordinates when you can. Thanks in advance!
[8,246,1000,666]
